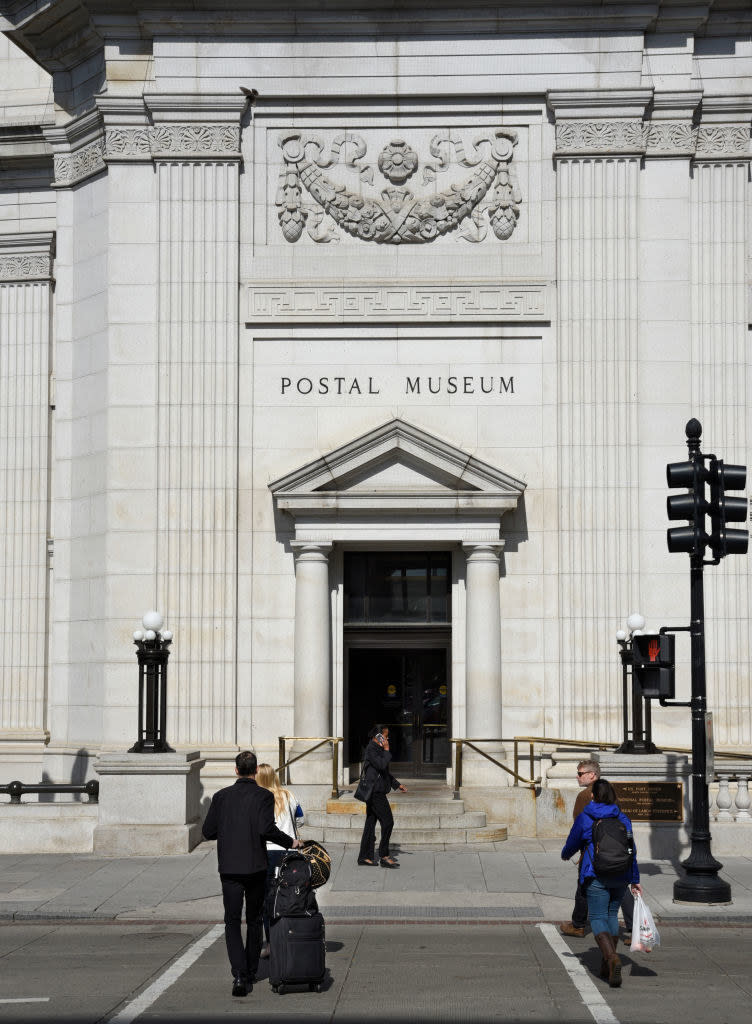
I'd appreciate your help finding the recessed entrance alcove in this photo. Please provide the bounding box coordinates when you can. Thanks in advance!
[269,417,526,793]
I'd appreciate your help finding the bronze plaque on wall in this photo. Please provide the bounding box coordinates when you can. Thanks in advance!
[612,782,684,822]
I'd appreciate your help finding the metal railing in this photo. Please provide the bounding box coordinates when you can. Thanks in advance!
[451,738,540,797]
[0,780,99,804]
[511,735,752,786]
[277,736,343,800]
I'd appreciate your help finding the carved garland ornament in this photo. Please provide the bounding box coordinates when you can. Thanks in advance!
[276,130,522,245]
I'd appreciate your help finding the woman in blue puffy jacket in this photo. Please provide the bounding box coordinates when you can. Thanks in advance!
[561,778,642,988]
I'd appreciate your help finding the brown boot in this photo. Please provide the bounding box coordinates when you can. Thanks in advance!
[560,921,586,938]
[594,932,621,987]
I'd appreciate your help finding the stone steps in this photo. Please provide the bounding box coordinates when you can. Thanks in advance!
[299,783,507,847]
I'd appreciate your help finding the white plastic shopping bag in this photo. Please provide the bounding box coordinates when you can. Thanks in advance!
[630,891,660,952]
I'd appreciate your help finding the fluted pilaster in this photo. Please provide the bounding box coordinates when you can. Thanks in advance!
[292,544,332,743]
[549,92,646,739]
[0,234,54,739]
[150,96,246,747]
[691,105,752,745]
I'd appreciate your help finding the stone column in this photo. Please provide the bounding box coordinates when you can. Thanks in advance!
[547,90,650,740]
[463,543,504,780]
[292,543,332,743]
[690,99,752,748]
[0,233,54,771]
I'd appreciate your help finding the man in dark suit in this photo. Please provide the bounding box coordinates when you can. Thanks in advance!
[202,749,300,996]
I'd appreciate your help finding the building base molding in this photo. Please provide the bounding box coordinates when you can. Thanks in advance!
[93,751,205,856]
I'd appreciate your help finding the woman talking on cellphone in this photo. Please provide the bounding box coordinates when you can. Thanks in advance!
[357,725,407,868]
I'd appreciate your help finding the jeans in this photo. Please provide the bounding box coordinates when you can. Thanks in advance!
[574,881,633,930]
[358,791,394,860]
[262,850,285,942]
[220,871,266,980]
[584,876,628,938]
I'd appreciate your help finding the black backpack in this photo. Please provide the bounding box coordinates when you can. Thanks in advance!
[265,851,319,919]
[591,817,634,877]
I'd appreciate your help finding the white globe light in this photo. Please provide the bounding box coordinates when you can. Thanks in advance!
[626,612,645,632]
[132,630,144,641]
[615,629,627,641]
[162,630,173,641]
[144,629,156,641]
[142,610,164,631]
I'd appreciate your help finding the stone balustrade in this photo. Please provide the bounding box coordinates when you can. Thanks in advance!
[710,763,752,825]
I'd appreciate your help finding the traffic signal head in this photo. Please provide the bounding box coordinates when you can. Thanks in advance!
[666,459,708,555]
[632,633,675,699]
[708,461,749,558]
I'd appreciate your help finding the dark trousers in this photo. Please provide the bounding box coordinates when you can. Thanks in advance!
[358,791,394,860]
[220,871,266,980]
[262,850,285,942]
[572,880,634,930]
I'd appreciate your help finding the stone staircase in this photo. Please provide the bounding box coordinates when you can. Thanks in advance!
[299,779,507,847]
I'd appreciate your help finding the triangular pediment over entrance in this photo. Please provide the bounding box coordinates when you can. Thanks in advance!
[269,418,525,523]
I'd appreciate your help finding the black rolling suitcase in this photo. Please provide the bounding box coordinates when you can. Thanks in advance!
[268,911,326,994]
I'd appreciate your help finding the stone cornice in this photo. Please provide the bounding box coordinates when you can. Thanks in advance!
[0,232,55,283]
[0,124,54,179]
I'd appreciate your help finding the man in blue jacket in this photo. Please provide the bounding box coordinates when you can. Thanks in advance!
[202,749,301,996]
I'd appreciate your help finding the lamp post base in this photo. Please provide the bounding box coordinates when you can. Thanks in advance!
[673,840,732,904]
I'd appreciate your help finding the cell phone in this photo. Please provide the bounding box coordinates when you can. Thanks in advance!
[375,733,385,745]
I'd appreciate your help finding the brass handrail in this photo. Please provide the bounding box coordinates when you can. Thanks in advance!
[512,735,752,787]
[277,736,344,800]
[450,738,540,798]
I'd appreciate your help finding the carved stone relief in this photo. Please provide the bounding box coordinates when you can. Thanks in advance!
[555,119,646,155]
[275,129,522,245]
[53,139,106,187]
[645,121,697,156]
[0,252,53,282]
[695,125,751,158]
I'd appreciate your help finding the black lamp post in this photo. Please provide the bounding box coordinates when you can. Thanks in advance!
[614,614,657,755]
[128,611,175,753]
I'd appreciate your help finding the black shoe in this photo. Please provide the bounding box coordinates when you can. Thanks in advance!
[357,857,376,866]
[379,858,399,868]
[232,975,250,997]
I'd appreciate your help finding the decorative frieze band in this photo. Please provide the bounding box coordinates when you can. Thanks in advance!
[0,234,55,282]
[51,121,243,185]
[245,283,550,323]
[695,125,751,159]
[645,121,697,157]
[555,119,646,156]
[53,138,106,187]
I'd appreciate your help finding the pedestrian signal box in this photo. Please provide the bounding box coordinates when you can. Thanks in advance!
[632,633,675,699]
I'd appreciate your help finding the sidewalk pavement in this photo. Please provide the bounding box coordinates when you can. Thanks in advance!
[1,838,751,924]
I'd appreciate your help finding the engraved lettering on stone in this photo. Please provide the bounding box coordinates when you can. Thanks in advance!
[695,126,750,157]
[105,127,151,158]
[555,119,646,154]
[53,139,106,186]
[149,124,240,156]
[0,254,53,281]
[276,129,521,245]
[645,121,697,155]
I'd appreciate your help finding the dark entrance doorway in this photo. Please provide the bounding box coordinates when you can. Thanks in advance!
[344,551,452,778]
[346,645,451,777]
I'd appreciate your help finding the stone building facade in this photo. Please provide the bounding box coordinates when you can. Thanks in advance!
[1,2,751,804]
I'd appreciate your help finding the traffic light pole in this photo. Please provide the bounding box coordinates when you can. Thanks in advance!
[670,423,730,903]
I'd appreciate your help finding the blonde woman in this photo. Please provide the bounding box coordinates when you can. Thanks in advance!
[256,763,304,958]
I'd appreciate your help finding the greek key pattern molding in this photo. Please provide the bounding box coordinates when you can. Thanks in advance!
[246,284,549,322]
[0,252,54,282]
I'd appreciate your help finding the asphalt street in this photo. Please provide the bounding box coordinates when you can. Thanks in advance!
[1,920,751,1024]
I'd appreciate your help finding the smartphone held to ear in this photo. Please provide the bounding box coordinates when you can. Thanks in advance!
[374,733,385,746]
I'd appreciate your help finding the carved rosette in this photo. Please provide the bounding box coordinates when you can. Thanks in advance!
[149,124,241,159]
[555,119,646,156]
[695,125,751,160]
[276,129,522,245]
[645,121,697,157]
[0,252,53,282]
[53,139,106,187]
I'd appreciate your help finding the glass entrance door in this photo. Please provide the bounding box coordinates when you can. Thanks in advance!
[347,646,450,777]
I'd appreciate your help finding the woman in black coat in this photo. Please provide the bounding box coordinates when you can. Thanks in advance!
[357,725,407,867]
